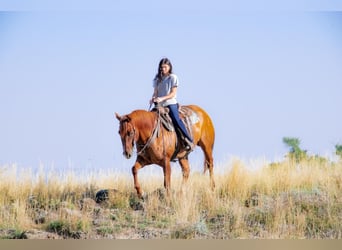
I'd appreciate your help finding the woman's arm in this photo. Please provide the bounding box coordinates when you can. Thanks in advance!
[154,86,177,103]
[150,87,158,104]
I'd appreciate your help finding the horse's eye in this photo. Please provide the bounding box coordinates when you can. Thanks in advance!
[127,131,132,137]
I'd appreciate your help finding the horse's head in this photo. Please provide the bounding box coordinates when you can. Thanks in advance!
[115,112,137,159]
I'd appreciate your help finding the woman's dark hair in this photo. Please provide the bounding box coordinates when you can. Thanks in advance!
[154,58,173,83]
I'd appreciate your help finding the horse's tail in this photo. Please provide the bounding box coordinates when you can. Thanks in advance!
[188,105,214,176]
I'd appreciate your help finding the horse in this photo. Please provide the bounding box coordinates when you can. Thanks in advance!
[115,104,215,199]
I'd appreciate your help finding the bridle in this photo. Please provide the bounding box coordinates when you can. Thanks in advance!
[121,116,160,156]
[120,119,135,150]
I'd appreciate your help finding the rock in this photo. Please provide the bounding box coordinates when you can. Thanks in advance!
[95,189,119,203]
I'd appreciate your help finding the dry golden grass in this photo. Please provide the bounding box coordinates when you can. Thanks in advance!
[0,157,342,239]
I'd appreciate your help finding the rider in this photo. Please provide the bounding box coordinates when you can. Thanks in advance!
[150,58,194,151]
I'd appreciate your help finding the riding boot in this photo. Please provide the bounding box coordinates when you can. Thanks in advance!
[184,137,195,152]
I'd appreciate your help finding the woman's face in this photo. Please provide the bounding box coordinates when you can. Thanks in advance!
[160,64,171,76]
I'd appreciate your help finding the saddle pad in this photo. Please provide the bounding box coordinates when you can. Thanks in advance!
[179,106,200,125]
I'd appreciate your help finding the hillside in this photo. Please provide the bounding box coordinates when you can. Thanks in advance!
[1,157,342,239]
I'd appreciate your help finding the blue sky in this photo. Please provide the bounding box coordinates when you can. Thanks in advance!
[1,2,342,172]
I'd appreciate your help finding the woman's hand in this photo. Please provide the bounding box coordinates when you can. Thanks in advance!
[153,97,164,103]
[154,97,162,103]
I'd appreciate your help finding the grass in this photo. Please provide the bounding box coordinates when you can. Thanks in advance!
[0,157,342,239]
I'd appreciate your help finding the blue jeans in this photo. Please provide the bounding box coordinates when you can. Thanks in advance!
[167,104,193,142]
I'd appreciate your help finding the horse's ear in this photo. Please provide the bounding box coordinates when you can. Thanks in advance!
[115,113,131,122]
[115,112,121,121]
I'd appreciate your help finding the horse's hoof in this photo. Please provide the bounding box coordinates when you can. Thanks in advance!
[129,192,145,211]
[141,192,148,201]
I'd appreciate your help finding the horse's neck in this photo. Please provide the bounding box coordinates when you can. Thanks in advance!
[134,111,157,141]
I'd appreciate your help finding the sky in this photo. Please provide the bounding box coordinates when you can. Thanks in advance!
[1,2,342,174]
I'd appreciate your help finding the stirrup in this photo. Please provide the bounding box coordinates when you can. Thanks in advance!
[184,138,194,152]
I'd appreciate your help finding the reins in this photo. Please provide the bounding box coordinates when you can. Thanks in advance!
[136,107,167,166]
[159,109,167,166]
[136,113,160,156]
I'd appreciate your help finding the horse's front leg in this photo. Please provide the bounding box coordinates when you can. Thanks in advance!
[132,160,144,199]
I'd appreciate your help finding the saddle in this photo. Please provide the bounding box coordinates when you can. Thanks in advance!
[152,104,197,159]
[152,104,194,135]
[154,106,175,132]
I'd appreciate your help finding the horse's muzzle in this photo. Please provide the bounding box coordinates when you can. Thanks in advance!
[123,151,132,159]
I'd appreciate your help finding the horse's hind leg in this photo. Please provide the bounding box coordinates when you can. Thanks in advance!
[206,156,215,190]
[179,157,190,185]
[199,141,215,190]
[162,160,172,198]
[178,157,190,197]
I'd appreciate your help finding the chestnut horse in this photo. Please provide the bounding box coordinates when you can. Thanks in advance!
[115,105,215,198]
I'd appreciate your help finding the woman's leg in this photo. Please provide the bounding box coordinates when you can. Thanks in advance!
[168,104,193,142]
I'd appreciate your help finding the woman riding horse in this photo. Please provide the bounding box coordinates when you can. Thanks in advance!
[150,58,194,151]
[115,58,215,199]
